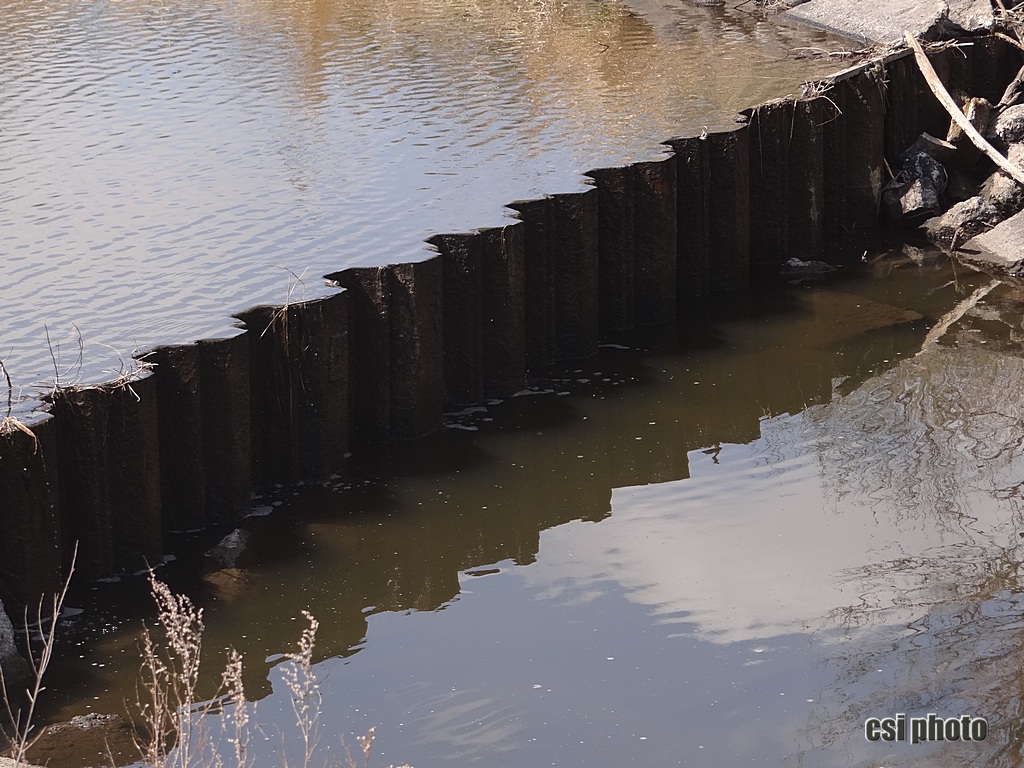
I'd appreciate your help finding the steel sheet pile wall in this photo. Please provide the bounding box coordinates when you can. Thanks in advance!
[430,221,527,407]
[239,293,350,484]
[0,41,1014,607]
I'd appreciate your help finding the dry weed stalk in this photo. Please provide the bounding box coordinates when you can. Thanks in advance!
[96,346,157,403]
[46,346,157,407]
[0,547,76,766]
[281,612,320,768]
[41,323,85,399]
[995,1,1024,48]
[260,267,309,340]
[1,559,409,768]
[135,572,213,768]
[0,416,37,453]
[0,358,38,453]
[136,577,411,768]
[796,78,844,127]
[220,649,250,768]
[34,325,156,408]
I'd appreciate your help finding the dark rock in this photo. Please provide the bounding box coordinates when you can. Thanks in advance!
[0,599,29,688]
[882,178,940,224]
[899,132,956,166]
[945,166,982,204]
[780,257,837,279]
[26,712,138,768]
[883,151,948,225]
[922,196,1001,250]
[205,528,250,569]
[906,151,949,193]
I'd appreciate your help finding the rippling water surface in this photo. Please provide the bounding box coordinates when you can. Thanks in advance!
[36,249,1024,767]
[1,0,845,400]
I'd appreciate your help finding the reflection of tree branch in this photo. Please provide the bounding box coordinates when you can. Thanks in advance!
[798,341,1024,525]
[799,531,1024,765]
[784,288,1024,764]
[918,279,1001,353]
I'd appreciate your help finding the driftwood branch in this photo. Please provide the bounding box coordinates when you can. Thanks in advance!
[998,59,1024,108]
[905,31,1024,186]
[995,30,1024,53]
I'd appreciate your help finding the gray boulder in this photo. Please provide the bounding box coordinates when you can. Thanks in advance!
[958,207,1024,276]
[987,104,1024,151]
[980,143,1024,217]
[923,196,1001,250]
[994,105,1024,141]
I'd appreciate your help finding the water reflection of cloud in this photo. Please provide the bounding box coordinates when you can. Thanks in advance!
[521,330,1024,764]
[529,336,1024,643]
[528,437,909,645]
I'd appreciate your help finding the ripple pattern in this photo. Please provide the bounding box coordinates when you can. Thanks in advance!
[0,0,844,397]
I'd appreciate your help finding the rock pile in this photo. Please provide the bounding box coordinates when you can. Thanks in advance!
[883,62,1024,275]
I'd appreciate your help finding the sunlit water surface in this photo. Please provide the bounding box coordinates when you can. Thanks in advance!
[1,0,845,408]
[35,247,1024,768]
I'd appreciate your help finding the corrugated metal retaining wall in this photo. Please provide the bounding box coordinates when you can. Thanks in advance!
[0,39,1017,608]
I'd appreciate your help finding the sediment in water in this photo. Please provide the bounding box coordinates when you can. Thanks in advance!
[1,38,1017,608]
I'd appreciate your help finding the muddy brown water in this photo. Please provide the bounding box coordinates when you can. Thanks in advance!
[0,0,848,412]
[25,244,1024,767]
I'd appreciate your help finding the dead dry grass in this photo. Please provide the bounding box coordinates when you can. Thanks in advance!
[0,358,37,453]
[0,325,158,457]
[134,572,412,768]
[0,549,76,766]
[2,565,411,768]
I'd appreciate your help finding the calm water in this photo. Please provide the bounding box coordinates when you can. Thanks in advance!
[0,0,847,408]
[35,246,1024,767]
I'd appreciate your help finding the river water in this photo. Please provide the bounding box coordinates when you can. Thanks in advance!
[12,1,1024,766]
[32,244,1024,768]
[0,0,844,409]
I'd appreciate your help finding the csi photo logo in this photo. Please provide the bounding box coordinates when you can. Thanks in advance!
[864,713,988,744]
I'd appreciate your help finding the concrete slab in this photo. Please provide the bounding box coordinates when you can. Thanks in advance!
[959,207,1024,276]
[783,0,993,45]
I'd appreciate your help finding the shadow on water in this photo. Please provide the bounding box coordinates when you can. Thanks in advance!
[31,244,1024,767]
